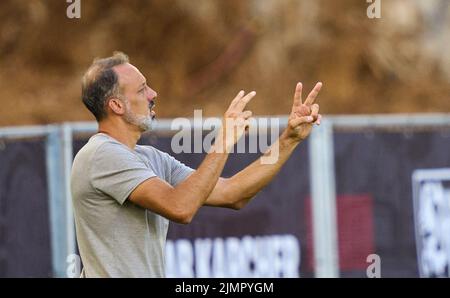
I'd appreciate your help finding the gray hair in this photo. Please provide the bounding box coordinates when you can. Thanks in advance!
[81,52,129,121]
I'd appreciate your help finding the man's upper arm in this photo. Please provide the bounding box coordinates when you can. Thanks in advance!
[90,143,156,205]
[128,176,182,221]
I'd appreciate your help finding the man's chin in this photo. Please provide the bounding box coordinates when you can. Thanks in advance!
[124,112,154,132]
[139,118,154,132]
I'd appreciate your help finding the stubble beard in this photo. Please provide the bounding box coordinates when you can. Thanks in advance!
[123,107,154,132]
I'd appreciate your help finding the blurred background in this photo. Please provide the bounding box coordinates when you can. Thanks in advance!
[0,0,450,278]
[0,0,449,126]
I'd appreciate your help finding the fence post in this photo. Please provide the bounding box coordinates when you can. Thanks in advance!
[62,124,76,264]
[308,119,339,277]
[45,124,76,277]
[46,125,66,277]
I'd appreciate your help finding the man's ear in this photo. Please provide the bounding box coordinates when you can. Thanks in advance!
[107,98,126,115]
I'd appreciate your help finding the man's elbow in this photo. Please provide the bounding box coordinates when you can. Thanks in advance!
[229,198,252,210]
[174,217,192,225]
[171,208,195,225]
[229,202,243,210]
[177,213,194,225]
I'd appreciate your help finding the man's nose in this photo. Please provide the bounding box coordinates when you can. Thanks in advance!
[148,89,157,101]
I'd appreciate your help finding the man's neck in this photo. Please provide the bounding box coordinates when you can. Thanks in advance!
[98,120,141,150]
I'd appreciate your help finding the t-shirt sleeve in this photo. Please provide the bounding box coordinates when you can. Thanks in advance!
[164,153,195,186]
[90,142,157,205]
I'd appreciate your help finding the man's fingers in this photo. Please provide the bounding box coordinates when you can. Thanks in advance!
[290,115,314,127]
[234,91,256,112]
[304,82,322,106]
[311,104,319,120]
[232,111,252,126]
[291,82,303,111]
[241,110,253,119]
[229,90,245,109]
[315,114,322,126]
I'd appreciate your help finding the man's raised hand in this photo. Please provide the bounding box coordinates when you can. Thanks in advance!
[286,82,322,142]
[213,90,256,153]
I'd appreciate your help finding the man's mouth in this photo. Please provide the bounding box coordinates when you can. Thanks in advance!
[148,100,155,119]
[149,100,156,119]
[149,100,155,110]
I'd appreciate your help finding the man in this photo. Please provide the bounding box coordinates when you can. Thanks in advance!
[71,52,322,278]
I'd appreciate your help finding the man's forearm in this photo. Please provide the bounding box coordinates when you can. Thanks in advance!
[172,143,229,215]
[226,131,301,208]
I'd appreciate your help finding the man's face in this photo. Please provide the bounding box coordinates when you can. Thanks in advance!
[114,63,157,131]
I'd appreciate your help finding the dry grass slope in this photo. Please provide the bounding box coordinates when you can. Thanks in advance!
[0,0,449,126]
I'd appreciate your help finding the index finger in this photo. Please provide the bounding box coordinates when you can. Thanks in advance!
[234,91,256,112]
[304,82,322,106]
[229,90,245,109]
[291,82,303,112]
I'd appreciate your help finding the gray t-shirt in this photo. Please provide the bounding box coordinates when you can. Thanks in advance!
[71,133,194,277]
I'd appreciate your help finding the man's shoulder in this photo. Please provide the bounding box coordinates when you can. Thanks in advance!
[136,144,175,164]
[136,144,166,157]
[74,134,133,164]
